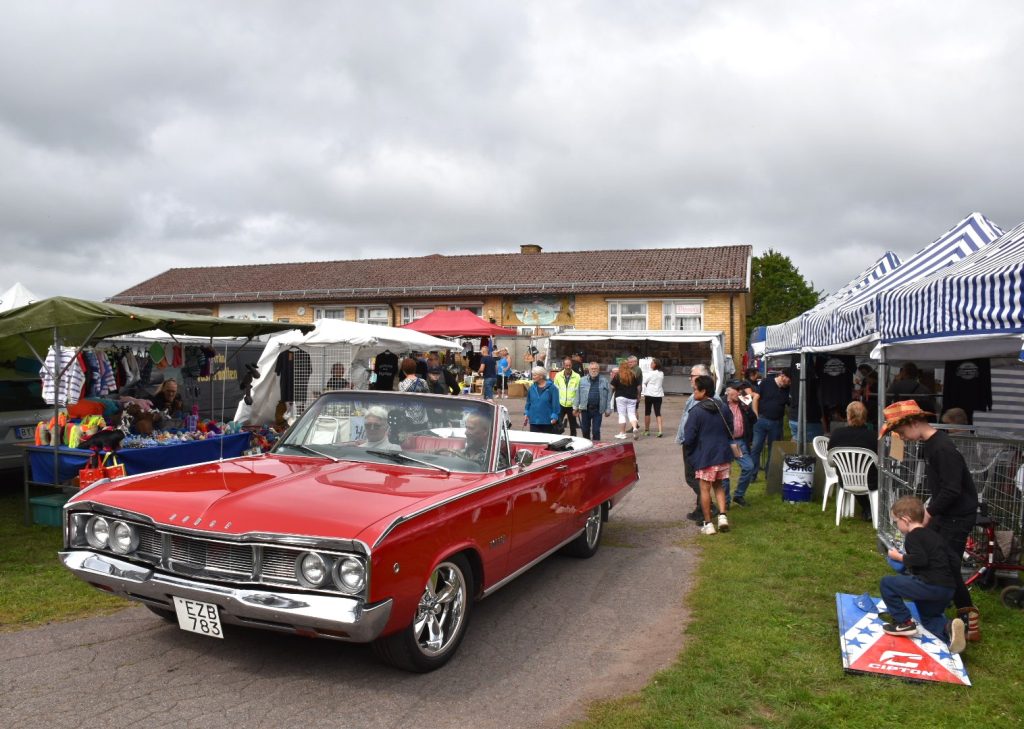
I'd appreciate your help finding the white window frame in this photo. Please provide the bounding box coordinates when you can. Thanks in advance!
[662,300,704,331]
[608,300,648,331]
[401,305,436,325]
[314,306,347,320]
[447,303,484,317]
[356,305,390,326]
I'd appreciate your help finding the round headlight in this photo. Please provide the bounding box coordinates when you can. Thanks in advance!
[109,521,139,555]
[298,552,328,586]
[85,516,109,549]
[334,557,366,593]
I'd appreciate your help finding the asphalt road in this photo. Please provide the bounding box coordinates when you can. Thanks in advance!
[1,395,700,729]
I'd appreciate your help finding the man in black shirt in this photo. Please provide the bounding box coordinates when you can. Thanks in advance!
[881,400,980,642]
[749,367,792,482]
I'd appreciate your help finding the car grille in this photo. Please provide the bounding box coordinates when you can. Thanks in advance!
[126,523,331,587]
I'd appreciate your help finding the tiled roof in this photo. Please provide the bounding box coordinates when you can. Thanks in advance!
[108,245,751,305]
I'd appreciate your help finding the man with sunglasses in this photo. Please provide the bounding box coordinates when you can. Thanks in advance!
[360,406,401,452]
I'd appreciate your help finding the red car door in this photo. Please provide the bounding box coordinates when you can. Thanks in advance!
[508,455,571,568]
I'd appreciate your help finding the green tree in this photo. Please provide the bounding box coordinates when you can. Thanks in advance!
[748,249,820,340]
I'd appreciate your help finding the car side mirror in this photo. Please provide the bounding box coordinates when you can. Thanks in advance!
[514,449,533,469]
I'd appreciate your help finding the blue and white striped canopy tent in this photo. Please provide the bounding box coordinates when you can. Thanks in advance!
[801,213,1003,353]
[763,251,902,356]
[874,221,1024,361]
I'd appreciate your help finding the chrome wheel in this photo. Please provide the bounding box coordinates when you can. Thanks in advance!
[563,504,604,558]
[584,507,602,549]
[413,561,468,657]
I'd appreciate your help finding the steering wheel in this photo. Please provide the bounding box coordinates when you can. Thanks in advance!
[433,447,472,460]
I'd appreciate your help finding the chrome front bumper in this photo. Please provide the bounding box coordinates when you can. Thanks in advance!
[59,550,392,642]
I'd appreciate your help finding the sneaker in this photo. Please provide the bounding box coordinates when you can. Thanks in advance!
[948,618,966,655]
[643,431,649,436]
[958,607,981,642]
[882,619,918,636]
[717,514,730,532]
[733,496,747,507]
[700,522,716,535]
[657,432,663,437]
[614,433,627,440]
[686,508,703,522]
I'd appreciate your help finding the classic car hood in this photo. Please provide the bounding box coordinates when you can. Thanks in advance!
[70,454,483,543]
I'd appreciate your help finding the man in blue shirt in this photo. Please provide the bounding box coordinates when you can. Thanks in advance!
[478,345,497,402]
[748,367,792,483]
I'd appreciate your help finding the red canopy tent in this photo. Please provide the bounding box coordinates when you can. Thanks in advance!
[400,309,517,337]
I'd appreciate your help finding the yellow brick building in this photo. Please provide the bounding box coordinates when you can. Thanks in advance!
[110,244,752,363]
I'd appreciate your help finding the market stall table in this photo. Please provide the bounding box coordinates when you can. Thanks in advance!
[23,432,252,525]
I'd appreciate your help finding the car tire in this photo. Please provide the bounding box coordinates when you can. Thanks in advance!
[562,504,604,559]
[373,553,473,672]
[145,604,177,622]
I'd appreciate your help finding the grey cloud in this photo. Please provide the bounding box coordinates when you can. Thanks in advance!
[1,0,1023,303]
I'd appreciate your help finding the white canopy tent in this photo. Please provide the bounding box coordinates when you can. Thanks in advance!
[0,282,41,312]
[235,319,461,425]
[549,329,726,394]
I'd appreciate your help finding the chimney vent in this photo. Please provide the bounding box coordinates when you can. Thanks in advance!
[520,244,542,254]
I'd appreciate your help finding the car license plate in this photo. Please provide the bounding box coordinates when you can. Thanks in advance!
[172,596,224,639]
[15,426,35,439]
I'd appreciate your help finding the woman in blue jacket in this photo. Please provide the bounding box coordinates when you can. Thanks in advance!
[683,374,735,535]
[524,366,560,433]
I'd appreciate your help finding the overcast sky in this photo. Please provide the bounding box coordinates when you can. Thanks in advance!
[2,1,1022,303]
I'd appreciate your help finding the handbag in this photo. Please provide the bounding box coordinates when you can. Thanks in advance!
[711,401,743,458]
[79,451,126,489]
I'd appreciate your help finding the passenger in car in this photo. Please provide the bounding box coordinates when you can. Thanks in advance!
[360,406,401,451]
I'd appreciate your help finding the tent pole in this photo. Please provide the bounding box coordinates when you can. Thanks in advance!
[877,349,888,471]
[798,352,807,454]
[52,329,62,495]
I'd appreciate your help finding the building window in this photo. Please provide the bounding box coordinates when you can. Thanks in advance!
[448,304,483,317]
[401,306,435,325]
[608,301,648,331]
[663,301,703,331]
[313,307,346,320]
[357,306,389,326]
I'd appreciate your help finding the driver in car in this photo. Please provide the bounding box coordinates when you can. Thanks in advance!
[359,406,401,452]
[458,413,492,466]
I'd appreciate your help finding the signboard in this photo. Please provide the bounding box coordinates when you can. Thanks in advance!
[836,593,970,685]
[503,296,575,326]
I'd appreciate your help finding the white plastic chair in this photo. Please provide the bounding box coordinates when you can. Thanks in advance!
[828,447,879,528]
[812,435,839,512]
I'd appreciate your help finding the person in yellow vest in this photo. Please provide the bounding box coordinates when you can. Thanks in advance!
[554,357,581,437]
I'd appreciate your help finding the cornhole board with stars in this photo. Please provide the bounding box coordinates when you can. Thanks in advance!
[836,593,970,685]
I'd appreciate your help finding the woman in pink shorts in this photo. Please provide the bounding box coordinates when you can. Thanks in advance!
[682,374,736,534]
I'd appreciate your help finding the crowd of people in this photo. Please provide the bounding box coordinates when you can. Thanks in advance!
[318,346,981,658]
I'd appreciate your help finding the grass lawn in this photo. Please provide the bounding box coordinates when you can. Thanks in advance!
[0,491,125,630]
[576,474,1024,729]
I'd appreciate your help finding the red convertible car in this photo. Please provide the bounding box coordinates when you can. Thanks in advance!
[60,391,638,671]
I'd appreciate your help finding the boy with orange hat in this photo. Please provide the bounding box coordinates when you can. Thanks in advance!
[879,400,981,641]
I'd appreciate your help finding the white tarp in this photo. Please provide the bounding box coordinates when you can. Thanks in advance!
[235,319,460,424]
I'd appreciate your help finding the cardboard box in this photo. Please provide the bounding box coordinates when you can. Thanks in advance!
[507,381,528,398]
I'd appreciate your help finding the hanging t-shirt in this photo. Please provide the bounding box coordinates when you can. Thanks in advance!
[373,351,399,391]
[942,359,993,421]
[816,355,856,411]
[275,350,296,401]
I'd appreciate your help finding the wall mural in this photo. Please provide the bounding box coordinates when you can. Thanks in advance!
[503,295,575,326]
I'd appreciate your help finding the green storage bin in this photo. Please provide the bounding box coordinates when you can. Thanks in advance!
[30,493,71,527]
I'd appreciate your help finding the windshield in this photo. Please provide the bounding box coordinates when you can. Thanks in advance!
[273,391,498,473]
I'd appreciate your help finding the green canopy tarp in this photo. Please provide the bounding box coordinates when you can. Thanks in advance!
[0,296,311,362]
